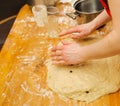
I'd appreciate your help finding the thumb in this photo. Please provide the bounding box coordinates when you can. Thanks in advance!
[71,32,85,39]
[61,40,73,45]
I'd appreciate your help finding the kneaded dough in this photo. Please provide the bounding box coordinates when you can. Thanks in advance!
[46,55,120,102]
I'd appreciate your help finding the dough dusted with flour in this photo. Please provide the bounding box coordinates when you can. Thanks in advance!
[46,55,120,102]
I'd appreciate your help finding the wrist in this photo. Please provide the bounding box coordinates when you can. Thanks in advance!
[78,46,89,63]
[87,21,97,33]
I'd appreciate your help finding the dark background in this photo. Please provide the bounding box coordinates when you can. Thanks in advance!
[0,0,27,50]
[0,0,27,20]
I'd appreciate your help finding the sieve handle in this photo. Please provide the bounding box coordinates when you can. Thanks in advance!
[66,12,80,20]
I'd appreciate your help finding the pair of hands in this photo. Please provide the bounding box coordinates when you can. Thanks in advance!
[51,23,94,65]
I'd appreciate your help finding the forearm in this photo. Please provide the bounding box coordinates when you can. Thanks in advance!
[89,10,111,31]
[82,30,120,61]
[81,1,120,61]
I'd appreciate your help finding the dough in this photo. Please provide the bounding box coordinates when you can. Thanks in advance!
[46,55,120,102]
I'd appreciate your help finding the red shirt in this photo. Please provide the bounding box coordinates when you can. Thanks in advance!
[100,0,111,16]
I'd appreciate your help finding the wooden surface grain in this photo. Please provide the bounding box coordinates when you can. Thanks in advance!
[0,4,120,106]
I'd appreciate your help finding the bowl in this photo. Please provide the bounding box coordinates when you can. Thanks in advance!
[74,0,104,14]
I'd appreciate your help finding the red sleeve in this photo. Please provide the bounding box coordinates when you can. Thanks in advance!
[100,0,111,17]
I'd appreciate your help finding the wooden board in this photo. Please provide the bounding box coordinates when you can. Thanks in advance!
[0,4,120,106]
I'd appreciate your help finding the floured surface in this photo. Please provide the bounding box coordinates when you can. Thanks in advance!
[46,56,120,102]
[0,4,120,106]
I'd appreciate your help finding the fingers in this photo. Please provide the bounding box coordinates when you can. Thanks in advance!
[51,41,73,52]
[52,56,63,60]
[51,45,63,51]
[52,60,67,65]
[58,26,80,37]
[51,45,65,65]
[51,53,66,65]
[71,34,82,39]
[61,40,72,45]
[71,31,87,39]
[52,60,68,65]
[51,50,62,56]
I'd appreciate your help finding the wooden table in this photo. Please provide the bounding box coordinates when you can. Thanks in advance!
[0,4,120,106]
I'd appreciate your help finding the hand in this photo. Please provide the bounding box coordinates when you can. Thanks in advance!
[59,23,94,39]
[51,41,86,65]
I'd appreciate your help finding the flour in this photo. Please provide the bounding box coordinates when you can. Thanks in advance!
[59,0,77,6]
